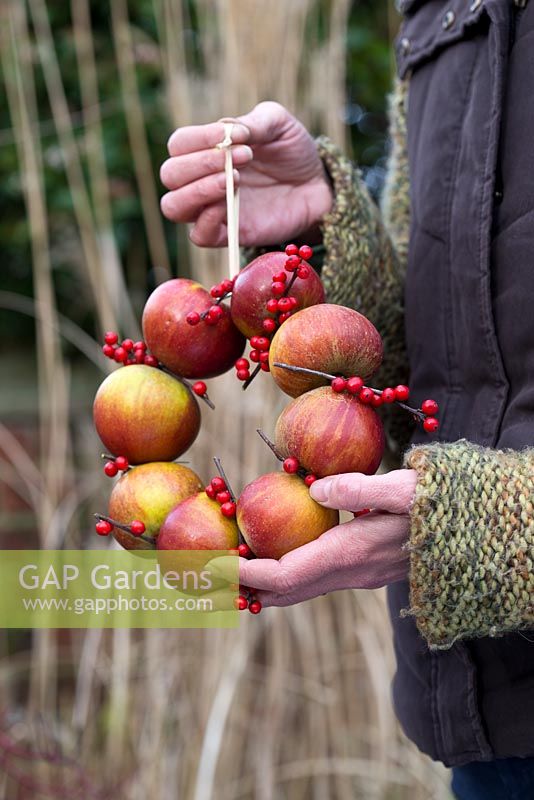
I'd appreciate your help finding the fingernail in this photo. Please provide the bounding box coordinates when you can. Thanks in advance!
[309,478,331,503]
[231,145,253,162]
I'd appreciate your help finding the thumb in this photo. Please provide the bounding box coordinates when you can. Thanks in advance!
[234,101,293,146]
[309,470,418,515]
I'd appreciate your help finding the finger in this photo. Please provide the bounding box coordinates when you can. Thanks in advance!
[167,121,251,157]
[238,557,285,592]
[189,201,227,247]
[160,169,239,223]
[236,101,292,145]
[160,145,253,191]
[309,469,418,515]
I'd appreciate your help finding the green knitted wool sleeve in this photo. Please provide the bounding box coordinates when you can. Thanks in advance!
[404,440,534,649]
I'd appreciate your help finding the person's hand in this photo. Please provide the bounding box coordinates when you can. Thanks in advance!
[160,102,333,247]
[238,470,418,607]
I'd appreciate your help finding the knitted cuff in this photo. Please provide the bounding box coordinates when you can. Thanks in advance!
[404,440,534,650]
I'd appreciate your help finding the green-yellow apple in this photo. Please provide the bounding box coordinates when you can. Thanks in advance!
[237,472,339,559]
[93,364,200,464]
[142,278,245,378]
[269,304,383,397]
[230,252,324,338]
[108,462,202,550]
[274,386,384,477]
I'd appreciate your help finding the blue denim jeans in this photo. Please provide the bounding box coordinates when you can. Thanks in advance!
[452,758,534,800]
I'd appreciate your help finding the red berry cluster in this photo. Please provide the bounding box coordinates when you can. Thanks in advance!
[282,455,317,485]
[186,279,235,327]
[330,377,439,432]
[95,517,145,537]
[234,244,313,384]
[102,454,129,477]
[204,476,236,518]
[102,332,158,367]
[235,588,262,614]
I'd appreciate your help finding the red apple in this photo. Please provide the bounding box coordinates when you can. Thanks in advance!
[230,252,324,338]
[157,492,240,594]
[142,278,245,378]
[274,386,385,477]
[237,472,339,559]
[93,364,200,464]
[269,304,383,397]
[108,462,203,550]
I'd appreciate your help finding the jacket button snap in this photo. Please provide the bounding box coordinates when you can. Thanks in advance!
[442,10,456,30]
[400,37,410,56]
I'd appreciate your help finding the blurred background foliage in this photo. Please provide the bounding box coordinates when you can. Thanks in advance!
[0,0,392,345]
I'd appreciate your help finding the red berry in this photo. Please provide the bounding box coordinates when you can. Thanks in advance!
[394,385,410,402]
[262,318,277,333]
[285,255,301,271]
[423,416,439,433]
[278,312,292,324]
[354,508,371,518]
[285,243,299,256]
[133,341,146,352]
[331,377,347,393]
[359,387,374,404]
[347,376,364,394]
[287,296,298,309]
[283,456,299,474]
[221,501,236,518]
[259,351,269,363]
[382,387,396,404]
[254,337,270,352]
[222,278,234,293]
[422,399,439,416]
[277,297,292,313]
[211,477,226,493]
[371,393,383,407]
[235,358,249,371]
[235,595,248,611]
[236,369,250,381]
[121,339,134,352]
[130,520,146,536]
[304,474,317,486]
[102,344,115,358]
[249,349,260,363]
[186,311,201,326]
[266,298,279,313]
[205,484,216,499]
[297,266,310,279]
[260,362,270,372]
[271,281,285,297]
[144,355,158,367]
[210,284,224,298]
[192,381,207,396]
[134,349,145,364]
[272,271,287,283]
[96,520,113,536]
[104,331,118,345]
[115,455,129,471]
[237,543,252,558]
[298,245,313,260]
[216,490,232,505]
[114,346,128,363]
[207,305,224,323]
[104,461,118,477]
[249,600,262,614]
